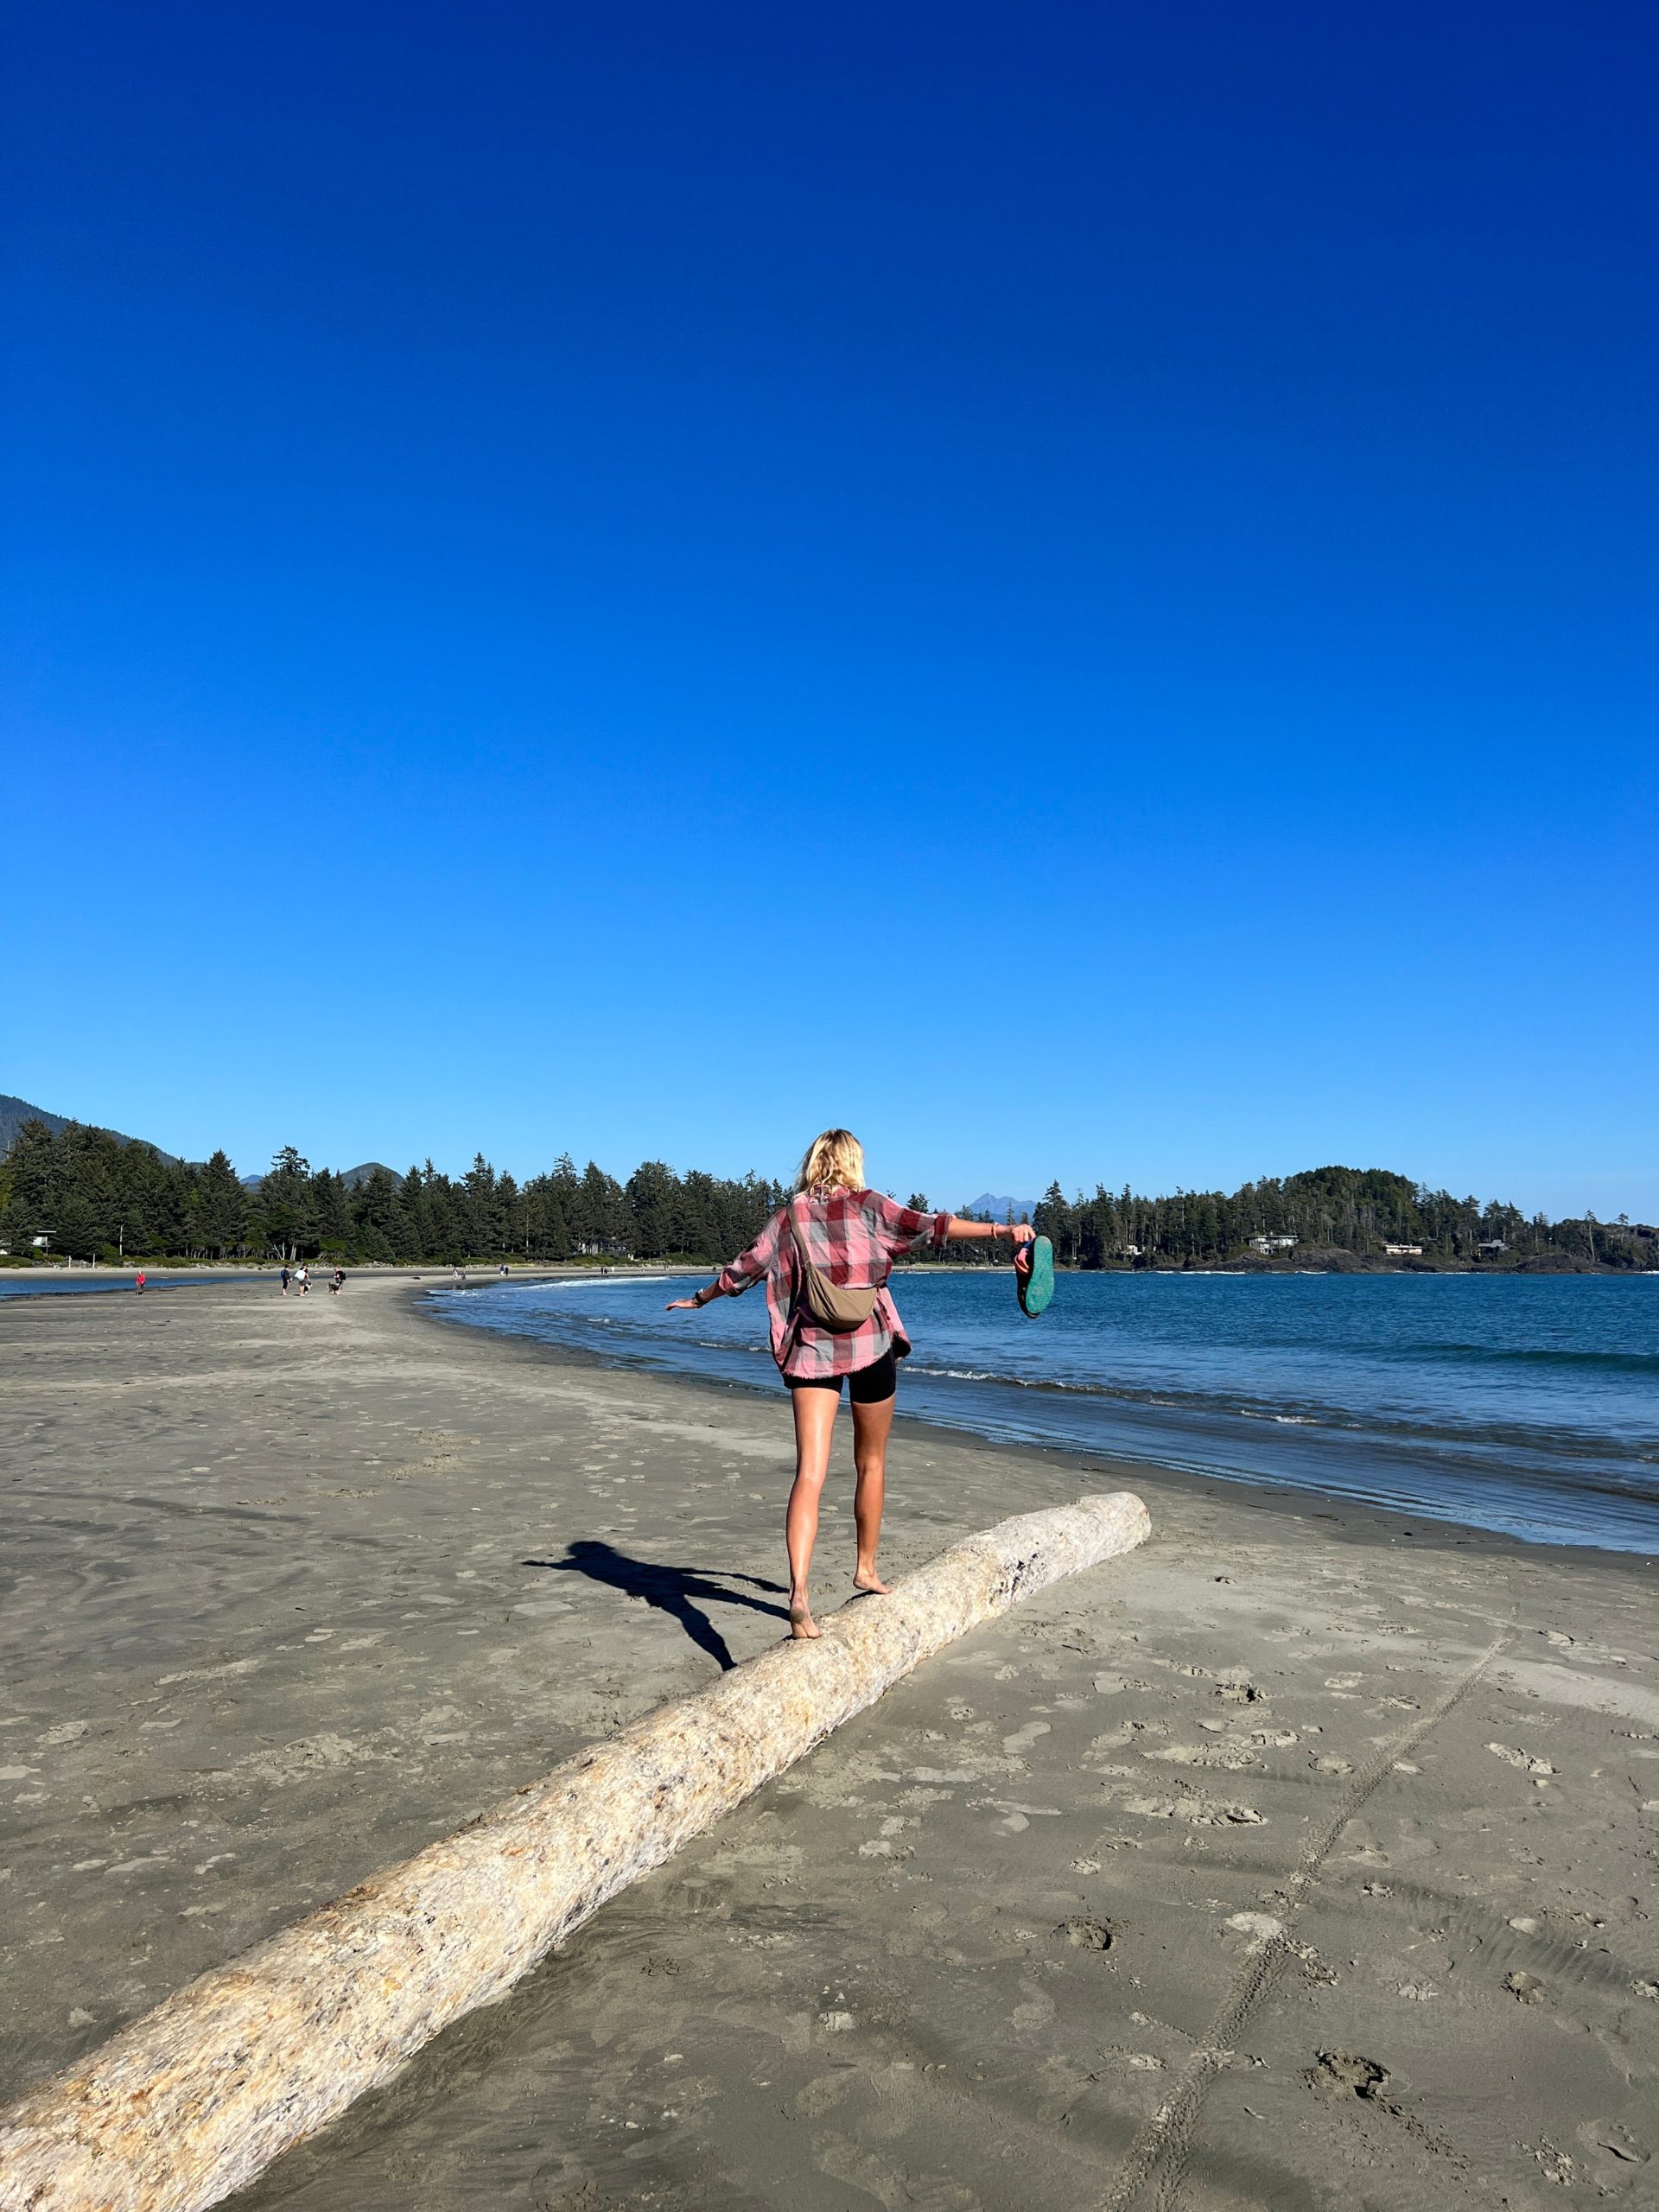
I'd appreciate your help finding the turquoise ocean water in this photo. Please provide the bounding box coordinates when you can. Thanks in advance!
[430,1269,1659,1556]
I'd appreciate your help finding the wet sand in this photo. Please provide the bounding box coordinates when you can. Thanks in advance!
[2,1275,1655,2208]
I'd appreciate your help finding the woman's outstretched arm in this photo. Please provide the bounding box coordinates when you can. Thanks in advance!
[666,1207,784,1313]
[941,1216,1035,1248]
[863,1193,951,1260]
[865,1192,1035,1262]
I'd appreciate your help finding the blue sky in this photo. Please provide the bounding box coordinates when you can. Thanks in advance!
[6,2,1655,1218]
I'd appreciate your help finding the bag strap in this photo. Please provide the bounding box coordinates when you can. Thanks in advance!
[783,1197,812,1350]
[787,1195,820,1294]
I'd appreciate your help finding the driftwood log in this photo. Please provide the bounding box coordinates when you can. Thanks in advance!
[0,1491,1149,2212]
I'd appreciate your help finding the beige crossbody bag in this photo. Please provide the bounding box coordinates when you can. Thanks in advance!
[787,1196,884,1333]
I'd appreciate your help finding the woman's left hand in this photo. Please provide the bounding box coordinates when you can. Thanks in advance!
[664,1297,699,1312]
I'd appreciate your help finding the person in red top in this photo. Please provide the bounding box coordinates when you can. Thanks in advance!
[668,1128,1033,1640]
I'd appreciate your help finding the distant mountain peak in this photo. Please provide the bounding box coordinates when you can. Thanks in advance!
[242,1160,395,1192]
[961,1191,1039,1222]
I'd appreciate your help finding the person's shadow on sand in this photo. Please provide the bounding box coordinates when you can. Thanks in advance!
[523,1541,790,1671]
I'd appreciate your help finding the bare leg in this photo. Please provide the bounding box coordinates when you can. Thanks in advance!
[785,1386,839,1638]
[850,1391,896,1592]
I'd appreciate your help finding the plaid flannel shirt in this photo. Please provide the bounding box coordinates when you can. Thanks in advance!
[717,1188,952,1381]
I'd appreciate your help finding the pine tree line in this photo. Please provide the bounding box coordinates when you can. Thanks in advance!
[0,1122,784,1265]
[1029,1165,1654,1271]
[1,1122,1650,1270]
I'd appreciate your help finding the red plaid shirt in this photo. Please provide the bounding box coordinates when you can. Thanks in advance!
[717,1189,952,1381]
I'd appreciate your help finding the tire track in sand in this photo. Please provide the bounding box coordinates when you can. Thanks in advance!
[1101,1634,1506,2212]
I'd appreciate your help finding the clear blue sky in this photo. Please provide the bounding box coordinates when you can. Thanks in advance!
[6,3,1655,1218]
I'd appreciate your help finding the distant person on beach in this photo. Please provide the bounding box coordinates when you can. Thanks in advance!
[296,1264,309,1297]
[134,1270,145,1294]
[279,1266,290,1296]
[667,1128,1033,1640]
[330,1267,345,1295]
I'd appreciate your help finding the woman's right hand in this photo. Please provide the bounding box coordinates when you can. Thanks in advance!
[664,1297,698,1312]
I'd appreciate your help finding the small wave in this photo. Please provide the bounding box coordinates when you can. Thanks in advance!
[1400,1342,1659,1375]
[540,1274,672,1290]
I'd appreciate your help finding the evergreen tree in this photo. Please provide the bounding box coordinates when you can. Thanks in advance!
[462,1153,504,1255]
[575,1161,629,1253]
[190,1150,247,1257]
[626,1160,678,1257]
[351,1166,409,1262]
[311,1168,355,1256]
[256,1147,315,1261]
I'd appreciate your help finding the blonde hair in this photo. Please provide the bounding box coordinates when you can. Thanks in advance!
[796,1127,866,1196]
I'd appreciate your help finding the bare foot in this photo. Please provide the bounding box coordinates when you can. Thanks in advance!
[852,1568,892,1595]
[788,1599,822,1641]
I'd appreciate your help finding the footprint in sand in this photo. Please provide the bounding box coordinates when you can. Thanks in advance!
[1488,1743,1555,1776]
[1226,1911,1285,1944]
[1145,1743,1260,1772]
[1504,1971,1547,2004]
[1001,1720,1052,1758]
[1120,1790,1266,1827]
[1056,1916,1118,1950]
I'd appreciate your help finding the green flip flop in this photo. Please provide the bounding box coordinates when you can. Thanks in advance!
[1017,1234,1055,1317]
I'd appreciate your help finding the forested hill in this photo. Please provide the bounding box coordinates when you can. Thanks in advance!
[0,1093,174,1161]
[0,1116,1651,1270]
[1029,1166,1654,1273]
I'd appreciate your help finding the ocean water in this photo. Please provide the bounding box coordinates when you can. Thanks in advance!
[429,1268,1659,1556]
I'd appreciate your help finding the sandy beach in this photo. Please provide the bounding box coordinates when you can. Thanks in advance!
[2,1275,1655,2209]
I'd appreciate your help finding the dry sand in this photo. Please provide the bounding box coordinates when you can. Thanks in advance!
[2,1274,1655,2209]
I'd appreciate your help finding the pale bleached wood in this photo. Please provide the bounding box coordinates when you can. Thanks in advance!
[0,1491,1148,2212]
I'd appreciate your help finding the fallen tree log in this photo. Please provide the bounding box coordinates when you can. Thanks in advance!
[0,1491,1149,2212]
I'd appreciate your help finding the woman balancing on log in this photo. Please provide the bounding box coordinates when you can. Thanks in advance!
[668,1128,1037,1640]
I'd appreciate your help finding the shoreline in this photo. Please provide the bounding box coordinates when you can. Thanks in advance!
[8,1249,1654,1281]
[4,1275,1656,2208]
[0,1262,704,1283]
[412,1280,1659,1573]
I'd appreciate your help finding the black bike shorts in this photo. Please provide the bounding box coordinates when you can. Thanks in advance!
[786,1348,898,1405]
